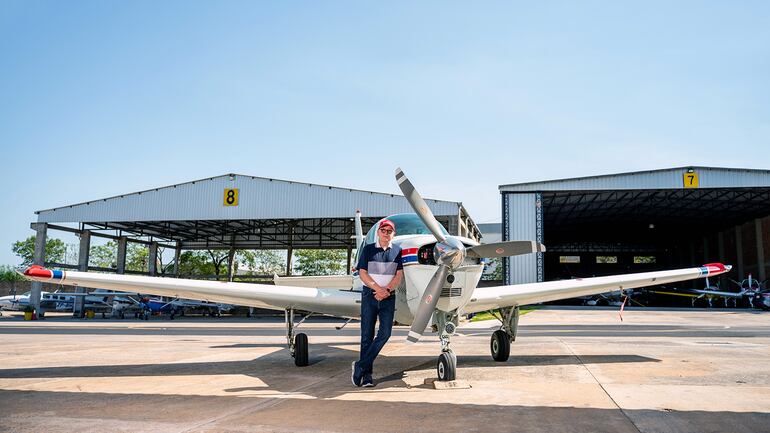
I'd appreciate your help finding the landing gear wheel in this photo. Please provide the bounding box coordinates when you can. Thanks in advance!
[437,351,456,381]
[294,333,309,367]
[491,330,510,362]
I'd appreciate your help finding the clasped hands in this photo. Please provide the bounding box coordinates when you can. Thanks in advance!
[372,285,391,301]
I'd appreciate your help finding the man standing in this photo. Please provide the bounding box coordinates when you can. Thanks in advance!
[352,219,403,387]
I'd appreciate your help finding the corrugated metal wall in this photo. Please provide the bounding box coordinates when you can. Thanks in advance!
[37,175,460,223]
[504,193,538,285]
[500,167,770,192]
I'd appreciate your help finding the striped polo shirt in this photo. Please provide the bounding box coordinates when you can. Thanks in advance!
[357,242,403,289]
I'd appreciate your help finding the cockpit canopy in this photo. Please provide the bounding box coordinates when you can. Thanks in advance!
[363,213,448,245]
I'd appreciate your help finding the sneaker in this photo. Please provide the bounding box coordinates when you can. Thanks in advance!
[351,361,362,387]
[362,374,375,388]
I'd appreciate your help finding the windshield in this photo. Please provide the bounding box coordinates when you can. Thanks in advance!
[364,213,448,244]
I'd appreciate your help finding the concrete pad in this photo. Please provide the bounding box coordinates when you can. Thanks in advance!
[0,309,768,432]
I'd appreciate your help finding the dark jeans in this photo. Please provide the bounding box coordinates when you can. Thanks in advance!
[357,287,395,375]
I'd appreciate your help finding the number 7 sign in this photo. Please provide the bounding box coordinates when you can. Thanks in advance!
[683,172,699,188]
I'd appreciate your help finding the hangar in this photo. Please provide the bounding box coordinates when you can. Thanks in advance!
[501,167,770,288]
[28,173,480,315]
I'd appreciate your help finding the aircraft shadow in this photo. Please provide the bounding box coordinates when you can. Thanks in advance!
[0,341,658,382]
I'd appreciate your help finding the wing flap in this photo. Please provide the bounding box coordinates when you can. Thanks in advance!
[464,263,732,314]
[23,267,360,318]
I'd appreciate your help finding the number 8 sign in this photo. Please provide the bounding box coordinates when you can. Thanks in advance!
[223,188,239,206]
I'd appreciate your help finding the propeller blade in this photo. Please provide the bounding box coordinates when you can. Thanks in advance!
[395,168,447,243]
[466,240,546,259]
[406,264,450,344]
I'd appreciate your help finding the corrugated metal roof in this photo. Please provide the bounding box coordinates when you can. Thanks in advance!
[499,166,770,192]
[36,174,462,223]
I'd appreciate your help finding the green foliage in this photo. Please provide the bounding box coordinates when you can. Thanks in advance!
[481,257,503,281]
[90,241,117,268]
[293,249,347,276]
[126,244,149,272]
[178,251,216,277]
[0,265,25,282]
[11,236,66,266]
[236,250,285,275]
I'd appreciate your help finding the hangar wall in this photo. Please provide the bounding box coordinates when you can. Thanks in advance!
[502,193,542,285]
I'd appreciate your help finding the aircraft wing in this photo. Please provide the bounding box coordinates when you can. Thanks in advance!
[21,266,361,318]
[463,263,732,314]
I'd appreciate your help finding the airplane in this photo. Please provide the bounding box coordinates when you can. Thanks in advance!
[144,297,234,319]
[652,274,770,310]
[20,168,733,381]
[0,290,106,313]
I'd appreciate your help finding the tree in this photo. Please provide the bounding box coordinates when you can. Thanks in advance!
[90,241,117,268]
[0,265,25,282]
[178,251,215,277]
[126,243,149,272]
[12,236,66,266]
[236,250,285,275]
[293,249,347,276]
[481,257,503,281]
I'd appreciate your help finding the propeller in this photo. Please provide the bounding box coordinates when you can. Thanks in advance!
[466,240,546,259]
[395,167,546,344]
[395,168,447,243]
[396,168,465,343]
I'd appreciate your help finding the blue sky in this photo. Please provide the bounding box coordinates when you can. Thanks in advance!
[1,1,769,265]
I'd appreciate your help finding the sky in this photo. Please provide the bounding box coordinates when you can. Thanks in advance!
[1,1,769,266]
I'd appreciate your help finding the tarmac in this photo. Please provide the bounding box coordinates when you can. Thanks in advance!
[0,307,769,433]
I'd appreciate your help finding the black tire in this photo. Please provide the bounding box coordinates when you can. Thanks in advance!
[437,352,456,381]
[491,330,510,362]
[294,333,309,367]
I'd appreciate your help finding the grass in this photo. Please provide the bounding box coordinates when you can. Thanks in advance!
[469,306,539,322]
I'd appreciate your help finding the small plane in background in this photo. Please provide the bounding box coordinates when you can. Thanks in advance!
[21,168,734,381]
[652,274,770,310]
[144,298,233,319]
[0,290,115,313]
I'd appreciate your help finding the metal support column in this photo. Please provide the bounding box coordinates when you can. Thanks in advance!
[173,242,181,277]
[74,230,91,318]
[286,247,293,276]
[756,219,766,281]
[346,245,353,275]
[148,241,158,276]
[116,236,127,274]
[227,247,235,282]
[30,222,47,318]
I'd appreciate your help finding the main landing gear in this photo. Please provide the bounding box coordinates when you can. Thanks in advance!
[489,306,519,362]
[285,308,310,366]
[434,311,459,381]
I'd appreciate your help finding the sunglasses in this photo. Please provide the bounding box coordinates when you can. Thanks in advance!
[378,228,394,234]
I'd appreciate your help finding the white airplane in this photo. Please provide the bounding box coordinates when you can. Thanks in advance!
[0,289,135,315]
[21,168,733,381]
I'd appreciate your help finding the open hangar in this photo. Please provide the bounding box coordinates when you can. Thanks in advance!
[27,173,479,316]
[501,166,770,294]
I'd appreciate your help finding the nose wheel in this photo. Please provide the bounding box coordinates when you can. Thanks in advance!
[437,350,456,381]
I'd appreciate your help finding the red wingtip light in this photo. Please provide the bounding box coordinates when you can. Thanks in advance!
[23,265,53,278]
[703,263,727,274]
